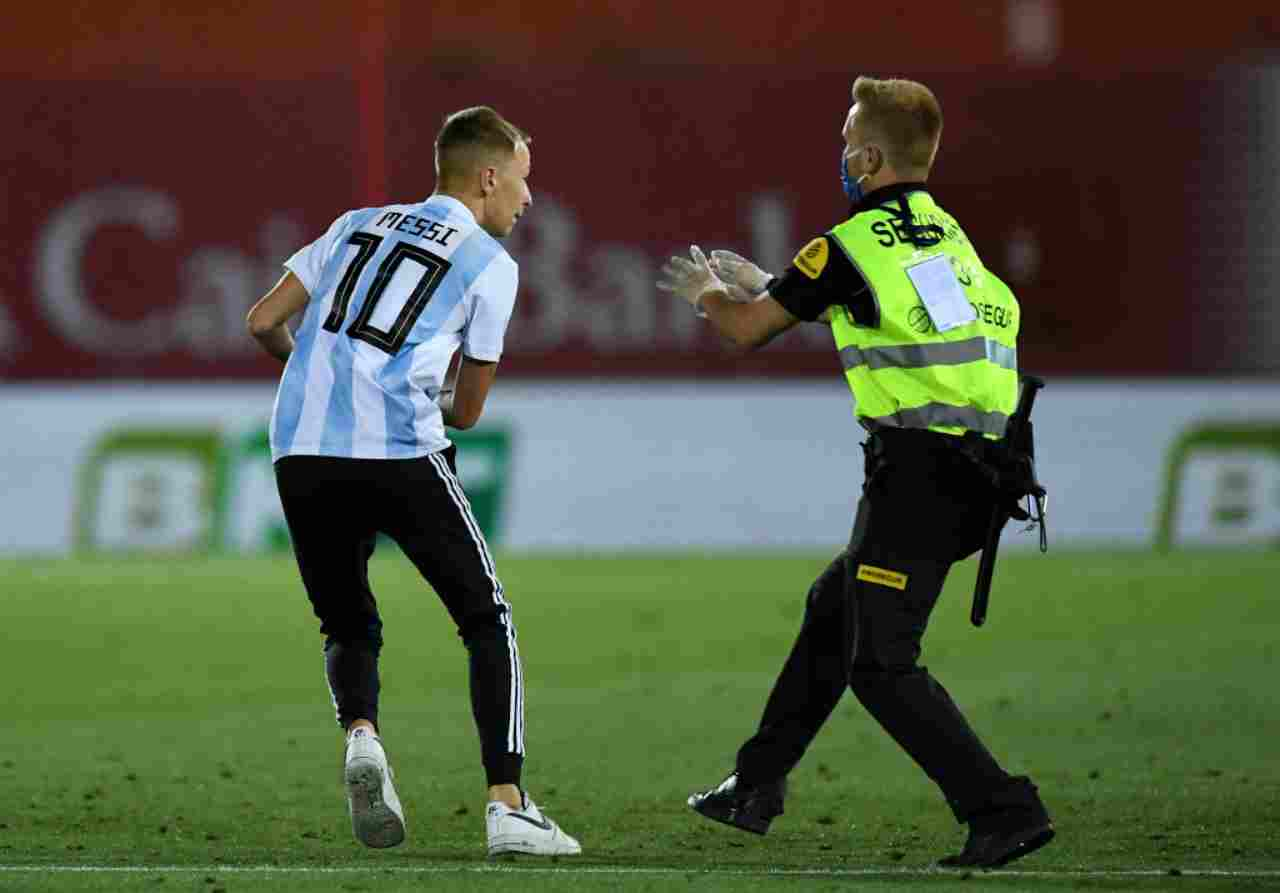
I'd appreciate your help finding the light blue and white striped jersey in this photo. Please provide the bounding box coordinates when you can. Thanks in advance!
[270,195,517,461]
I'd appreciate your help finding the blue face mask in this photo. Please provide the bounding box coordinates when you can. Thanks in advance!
[840,148,865,204]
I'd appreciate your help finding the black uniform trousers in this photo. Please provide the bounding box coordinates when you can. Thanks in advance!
[275,446,524,787]
[735,427,1028,822]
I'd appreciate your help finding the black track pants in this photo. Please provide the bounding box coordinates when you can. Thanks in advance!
[735,429,1026,822]
[275,447,524,786]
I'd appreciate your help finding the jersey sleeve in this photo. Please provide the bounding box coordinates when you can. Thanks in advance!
[283,211,353,296]
[462,254,519,362]
[768,234,877,326]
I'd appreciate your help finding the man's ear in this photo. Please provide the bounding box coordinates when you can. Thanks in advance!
[480,165,497,197]
[866,144,885,177]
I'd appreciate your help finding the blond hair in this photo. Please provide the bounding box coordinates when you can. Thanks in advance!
[851,76,943,175]
[434,106,530,185]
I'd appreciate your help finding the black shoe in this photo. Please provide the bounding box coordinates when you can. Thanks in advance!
[939,777,1055,869]
[687,772,785,836]
[938,820,1055,868]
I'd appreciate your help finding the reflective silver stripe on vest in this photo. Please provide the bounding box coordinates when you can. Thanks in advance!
[839,337,1017,372]
[863,403,1010,437]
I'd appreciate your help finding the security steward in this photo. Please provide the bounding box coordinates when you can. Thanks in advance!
[657,75,1054,868]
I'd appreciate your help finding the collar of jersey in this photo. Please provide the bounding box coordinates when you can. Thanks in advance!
[424,193,477,223]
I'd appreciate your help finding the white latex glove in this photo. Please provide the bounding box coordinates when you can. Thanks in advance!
[709,250,772,302]
[657,245,724,316]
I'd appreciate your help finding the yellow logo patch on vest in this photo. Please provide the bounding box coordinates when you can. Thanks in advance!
[794,238,829,279]
[856,564,908,590]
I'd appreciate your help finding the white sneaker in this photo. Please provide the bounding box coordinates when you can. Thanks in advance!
[486,794,581,857]
[343,727,406,848]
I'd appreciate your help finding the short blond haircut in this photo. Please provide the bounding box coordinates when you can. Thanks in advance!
[851,76,943,175]
[434,106,530,185]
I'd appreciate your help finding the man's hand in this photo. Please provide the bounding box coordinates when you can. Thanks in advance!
[441,355,498,430]
[658,244,799,349]
[657,245,724,315]
[709,250,772,303]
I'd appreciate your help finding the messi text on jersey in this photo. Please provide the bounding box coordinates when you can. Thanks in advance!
[374,211,459,247]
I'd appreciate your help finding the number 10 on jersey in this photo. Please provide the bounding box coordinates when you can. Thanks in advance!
[322,233,453,355]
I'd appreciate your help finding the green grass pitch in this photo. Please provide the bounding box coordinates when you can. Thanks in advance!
[0,549,1277,892]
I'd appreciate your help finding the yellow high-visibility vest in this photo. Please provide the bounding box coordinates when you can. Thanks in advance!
[826,189,1019,438]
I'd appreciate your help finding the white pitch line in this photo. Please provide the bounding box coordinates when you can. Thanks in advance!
[1,865,1279,879]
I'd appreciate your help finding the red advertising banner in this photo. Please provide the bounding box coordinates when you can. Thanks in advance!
[3,69,1273,379]
[2,77,361,379]
[7,2,1280,80]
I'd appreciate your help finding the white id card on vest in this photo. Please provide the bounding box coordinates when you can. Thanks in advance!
[905,254,977,333]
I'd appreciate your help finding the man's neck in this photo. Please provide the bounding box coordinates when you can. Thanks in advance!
[863,170,927,194]
[433,189,484,224]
